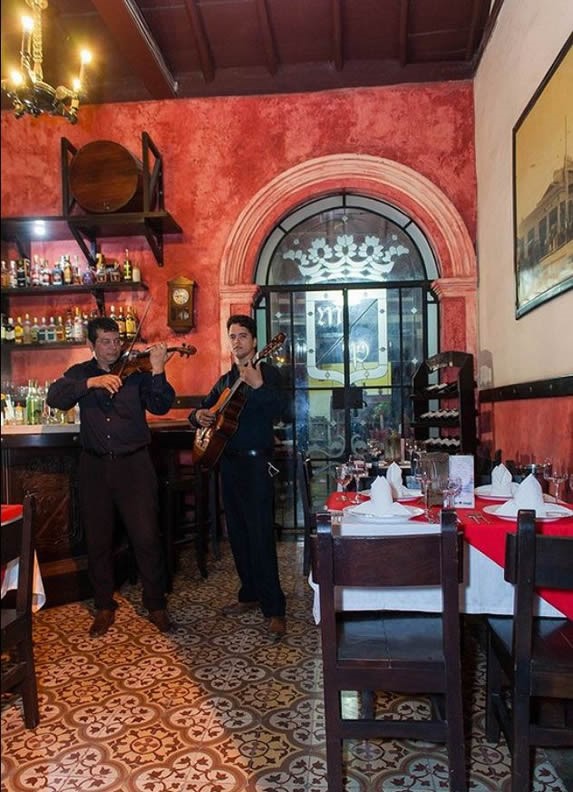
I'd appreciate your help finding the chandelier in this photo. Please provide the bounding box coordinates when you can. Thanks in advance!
[1,0,91,124]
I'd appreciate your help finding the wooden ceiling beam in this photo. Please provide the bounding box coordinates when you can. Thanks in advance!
[331,0,343,71]
[90,0,178,99]
[399,0,409,67]
[255,0,278,75]
[465,0,482,59]
[182,0,215,83]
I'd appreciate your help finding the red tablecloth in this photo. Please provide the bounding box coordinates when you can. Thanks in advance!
[324,492,573,619]
[1,504,24,525]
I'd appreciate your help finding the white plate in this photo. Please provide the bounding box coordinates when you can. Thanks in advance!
[396,490,422,501]
[343,504,425,523]
[475,484,518,501]
[483,504,573,522]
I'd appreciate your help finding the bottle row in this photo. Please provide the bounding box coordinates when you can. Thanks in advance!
[1,304,140,346]
[1,380,79,427]
[0,248,141,289]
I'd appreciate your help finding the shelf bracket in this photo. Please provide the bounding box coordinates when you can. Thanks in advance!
[142,220,164,266]
[67,225,98,269]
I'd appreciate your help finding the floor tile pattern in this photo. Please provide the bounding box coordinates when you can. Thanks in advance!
[1,538,569,791]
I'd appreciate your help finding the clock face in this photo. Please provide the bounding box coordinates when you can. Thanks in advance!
[172,287,190,306]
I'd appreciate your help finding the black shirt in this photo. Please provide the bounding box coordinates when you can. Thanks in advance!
[47,357,175,455]
[189,361,286,451]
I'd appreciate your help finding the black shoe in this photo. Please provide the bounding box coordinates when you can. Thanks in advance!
[148,609,173,633]
[221,601,259,616]
[89,609,115,637]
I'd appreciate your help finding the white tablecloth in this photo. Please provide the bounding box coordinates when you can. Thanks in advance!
[309,516,563,623]
[1,555,46,612]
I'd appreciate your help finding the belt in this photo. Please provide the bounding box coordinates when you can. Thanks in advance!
[224,448,273,458]
[83,447,146,460]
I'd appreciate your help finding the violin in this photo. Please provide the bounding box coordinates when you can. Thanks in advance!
[110,343,197,381]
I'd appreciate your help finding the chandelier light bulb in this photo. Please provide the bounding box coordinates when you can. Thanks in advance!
[2,0,92,124]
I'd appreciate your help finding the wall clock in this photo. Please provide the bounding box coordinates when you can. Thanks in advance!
[167,276,195,332]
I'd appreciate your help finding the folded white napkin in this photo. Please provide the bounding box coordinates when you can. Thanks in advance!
[495,473,547,517]
[490,463,515,497]
[386,462,408,498]
[351,476,411,516]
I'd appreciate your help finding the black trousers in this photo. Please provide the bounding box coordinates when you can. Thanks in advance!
[79,448,166,612]
[220,453,285,618]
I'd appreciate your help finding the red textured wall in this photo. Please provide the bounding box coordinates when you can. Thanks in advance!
[1,83,477,402]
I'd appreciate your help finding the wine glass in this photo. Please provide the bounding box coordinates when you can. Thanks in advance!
[414,469,431,518]
[543,460,568,503]
[443,476,462,509]
[348,455,368,503]
[335,464,352,494]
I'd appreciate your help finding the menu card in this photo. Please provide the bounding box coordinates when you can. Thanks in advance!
[449,455,475,508]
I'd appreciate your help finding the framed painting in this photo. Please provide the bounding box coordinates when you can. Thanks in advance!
[513,33,573,318]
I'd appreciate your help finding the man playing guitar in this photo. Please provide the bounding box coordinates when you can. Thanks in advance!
[189,315,288,638]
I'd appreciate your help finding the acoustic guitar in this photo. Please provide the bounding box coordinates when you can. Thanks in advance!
[191,332,286,468]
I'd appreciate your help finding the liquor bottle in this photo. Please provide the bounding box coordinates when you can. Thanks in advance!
[46,316,57,343]
[14,316,24,344]
[0,314,5,343]
[125,305,137,340]
[30,255,42,287]
[122,248,132,282]
[63,255,73,285]
[108,304,117,321]
[64,310,74,342]
[95,253,107,283]
[5,317,15,343]
[31,317,40,344]
[41,259,51,286]
[52,258,63,286]
[72,255,82,285]
[73,308,84,343]
[26,380,37,425]
[56,316,65,343]
[37,317,48,344]
[22,313,32,344]
[0,260,9,288]
[116,306,126,340]
[16,259,27,288]
[9,260,18,288]
[131,256,141,284]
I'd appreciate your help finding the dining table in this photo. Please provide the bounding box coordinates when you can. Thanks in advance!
[309,490,573,624]
[1,504,46,612]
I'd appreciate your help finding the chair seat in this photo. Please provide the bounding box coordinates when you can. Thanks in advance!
[338,613,445,663]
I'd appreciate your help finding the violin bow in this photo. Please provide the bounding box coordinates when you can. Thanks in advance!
[114,297,153,380]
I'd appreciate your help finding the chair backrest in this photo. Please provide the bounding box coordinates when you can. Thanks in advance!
[504,508,573,661]
[1,494,36,615]
[295,452,313,529]
[315,509,463,649]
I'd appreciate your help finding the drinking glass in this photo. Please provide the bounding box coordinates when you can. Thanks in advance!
[414,469,431,517]
[443,476,462,509]
[348,456,368,503]
[335,464,352,493]
[544,459,568,503]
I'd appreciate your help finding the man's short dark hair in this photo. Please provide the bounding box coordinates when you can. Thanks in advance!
[227,314,256,338]
[87,316,120,345]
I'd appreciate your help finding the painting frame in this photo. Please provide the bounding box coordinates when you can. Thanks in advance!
[513,33,573,319]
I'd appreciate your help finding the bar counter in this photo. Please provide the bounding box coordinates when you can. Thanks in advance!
[1,420,195,606]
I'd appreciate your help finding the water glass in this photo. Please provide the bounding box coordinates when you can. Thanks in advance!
[443,476,462,509]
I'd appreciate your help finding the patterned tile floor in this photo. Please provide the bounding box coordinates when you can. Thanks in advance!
[1,537,569,791]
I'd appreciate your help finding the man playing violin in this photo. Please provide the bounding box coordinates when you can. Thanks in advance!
[189,315,288,638]
[47,317,175,637]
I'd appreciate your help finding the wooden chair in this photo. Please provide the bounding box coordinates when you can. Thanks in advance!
[485,509,573,792]
[1,494,40,729]
[295,451,315,577]
[314,509,466,791]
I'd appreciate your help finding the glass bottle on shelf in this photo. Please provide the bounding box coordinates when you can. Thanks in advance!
[52,258,63,286]
[73,308,84,343]
[22,313,32,344]
[41,259,51,286]
[16,259,27,288]
[5,316,15,343]
[0,260,9,288]
[14,316,24,344]
[56,316,65,343]
[116,306,126,340]
[31,317,40,344]
[72,255,83,285]
[131,256,141,283]
[46,316,57,343]
[63,255,73,285]
[125,305,137,340]
[64,310,74,342]
[9,260,18,288]
[37,317,48,344]
[30,255,42,287]
[95,253,107,283]
[122,248,132,282]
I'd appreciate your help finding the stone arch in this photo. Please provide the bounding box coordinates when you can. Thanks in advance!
[219,154,477,359]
